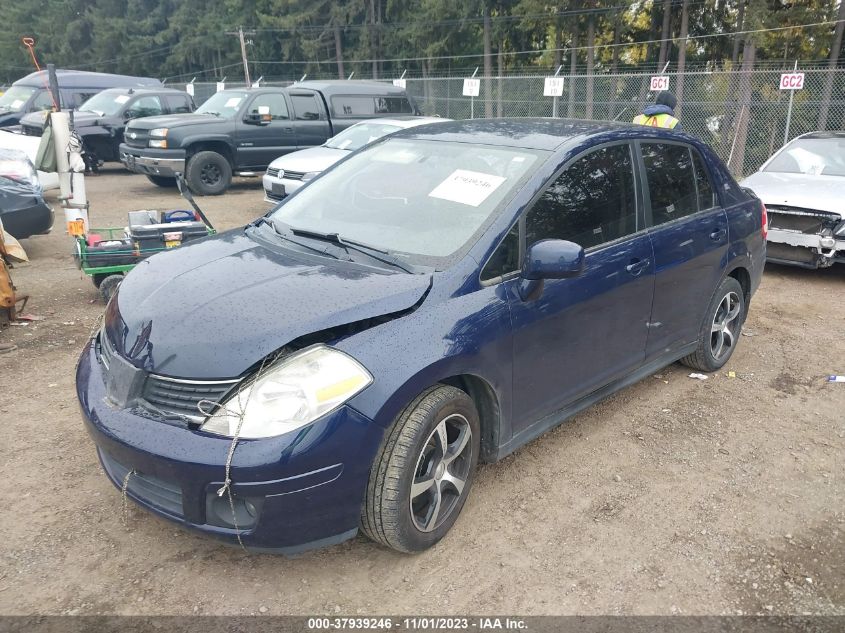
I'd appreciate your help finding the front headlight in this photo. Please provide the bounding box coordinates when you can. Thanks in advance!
[301,171,320,182]
[149,128,168,138]
[200,346,372,439]
[148,139,167,148]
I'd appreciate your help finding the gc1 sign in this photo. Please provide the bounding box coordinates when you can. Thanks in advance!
[543,77,564,97]
[650,76,670,92]
[779,72,805,90]
[463,78,480,97]
[392,78,407,89]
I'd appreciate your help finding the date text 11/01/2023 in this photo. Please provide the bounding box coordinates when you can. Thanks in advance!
[307,617,528,630]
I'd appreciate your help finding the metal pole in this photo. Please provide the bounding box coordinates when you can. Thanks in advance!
[238,27,251,86]
[552,64,563,118]
[783,60,798,146]
[47,63,61,111]
[471,67,478,120]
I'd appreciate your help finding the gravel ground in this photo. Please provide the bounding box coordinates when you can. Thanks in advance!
[0,167,843,616]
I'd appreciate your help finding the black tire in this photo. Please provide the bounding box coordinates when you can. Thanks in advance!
[98,274,123,304]
[681,276,745,372]
[361,385,480,553]
[146,175,177,188]
[185,150,232,196]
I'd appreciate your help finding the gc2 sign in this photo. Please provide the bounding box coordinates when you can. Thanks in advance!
[463,78,480,97]
[779,72,805,90]
[650,76,670,92]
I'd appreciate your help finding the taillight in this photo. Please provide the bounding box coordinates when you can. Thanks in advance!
[761,203,768,240]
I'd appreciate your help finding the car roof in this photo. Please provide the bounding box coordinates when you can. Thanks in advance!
[350,116,449,129]
[96,87,189,96]
[14,70,161,89]
[295,80,409,96]
[796,131,845,140]
[394,117,686,150]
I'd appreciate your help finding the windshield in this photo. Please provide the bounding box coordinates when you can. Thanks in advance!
[0,86,36,113]
[325,122,402,151]
[79,91,129,117]
[764,138,845,177]
[269,138,543,268]
[195,91,249,118]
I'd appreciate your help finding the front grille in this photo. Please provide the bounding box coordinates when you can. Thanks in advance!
[282,170,305,181]
[100,450,184,518]
[266,167,280,178]
[123,128,149,149]
[142,375,238,419]
[22,124,42,137]
[767,206,839,234]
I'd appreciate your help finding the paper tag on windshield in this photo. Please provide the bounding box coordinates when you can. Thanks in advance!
[337,139,352,150]
[114,95,130,104]
[224,97,242,108]
[10,100,24,109]
[428,169,506,207]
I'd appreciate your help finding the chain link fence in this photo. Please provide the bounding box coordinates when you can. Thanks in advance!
[171,64,845,177]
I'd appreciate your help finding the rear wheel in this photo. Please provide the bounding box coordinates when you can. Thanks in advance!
[146,175,177,188]
[185,150,231,196]
[681,277,745,372]
[361,385,480,553]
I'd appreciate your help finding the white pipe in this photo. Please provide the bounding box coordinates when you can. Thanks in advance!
[50,111,72,200]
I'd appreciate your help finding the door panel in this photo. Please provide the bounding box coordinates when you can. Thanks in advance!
[640,142,729,357]
[236,93,297,168]
[289,92,331,148]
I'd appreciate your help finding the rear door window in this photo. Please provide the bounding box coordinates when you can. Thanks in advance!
[127,95,163,118]
[691,149,716,210]
[526,143,639,250]
[291,94,322,120]
[164,95,192,114]
[641,142,699,225]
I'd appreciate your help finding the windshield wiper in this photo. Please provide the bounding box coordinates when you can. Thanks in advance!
[288,227,420,274]
[254,217,345,260]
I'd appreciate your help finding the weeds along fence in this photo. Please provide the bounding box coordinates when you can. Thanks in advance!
[171,64,845,177]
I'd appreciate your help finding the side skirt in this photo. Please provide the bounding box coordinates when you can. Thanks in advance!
[494,342,698,461]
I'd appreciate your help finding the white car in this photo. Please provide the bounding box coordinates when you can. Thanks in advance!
[262,116,446,203]
[741,131,845,269]
[0,130,59,191]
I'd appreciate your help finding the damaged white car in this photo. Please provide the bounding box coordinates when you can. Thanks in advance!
[741,131,845,269]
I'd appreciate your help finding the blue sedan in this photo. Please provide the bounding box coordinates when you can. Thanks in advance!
[76,119,766,553]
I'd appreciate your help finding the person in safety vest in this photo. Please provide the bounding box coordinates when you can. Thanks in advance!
[633,91,680,129]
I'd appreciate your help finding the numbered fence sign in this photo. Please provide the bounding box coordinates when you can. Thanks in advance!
[779,72,805,90]
[543,77,564,97]
[392,79,407,89]
[463,78,480,97]
[186,83,195,97]
[216,81,225,93]
[650,76,670,92]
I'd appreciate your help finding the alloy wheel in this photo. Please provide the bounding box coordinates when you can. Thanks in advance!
[710,291,742,361]
[409,413,473,533]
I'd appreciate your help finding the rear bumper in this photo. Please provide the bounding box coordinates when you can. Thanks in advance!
[0,197,53,239]
[119,144,186,178]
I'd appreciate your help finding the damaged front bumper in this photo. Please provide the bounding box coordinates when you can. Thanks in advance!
[765,206,845,269]
[76,340,385,553]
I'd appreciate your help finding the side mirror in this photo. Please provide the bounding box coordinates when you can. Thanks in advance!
[518,239,584,301]
[244,111,270,125]
[521,239,585,280]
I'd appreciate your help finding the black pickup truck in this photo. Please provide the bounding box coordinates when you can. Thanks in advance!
[119,80,419,195]
[21,87,194,171]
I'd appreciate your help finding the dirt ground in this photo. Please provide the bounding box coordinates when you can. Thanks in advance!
[0,167,843,617]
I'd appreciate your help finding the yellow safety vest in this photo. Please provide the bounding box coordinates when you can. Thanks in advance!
[633,113,679,129]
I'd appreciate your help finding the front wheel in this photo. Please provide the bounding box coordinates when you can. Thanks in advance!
[681,276,745,372]
[361,385,480,553]
[185,150,232,196]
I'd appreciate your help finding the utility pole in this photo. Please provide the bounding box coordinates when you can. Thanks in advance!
[226,26,256,86]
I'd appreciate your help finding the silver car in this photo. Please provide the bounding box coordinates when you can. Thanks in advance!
[740,131,845,269]
[262,116,446,203]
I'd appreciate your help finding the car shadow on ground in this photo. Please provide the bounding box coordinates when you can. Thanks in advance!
[764,261,845,281]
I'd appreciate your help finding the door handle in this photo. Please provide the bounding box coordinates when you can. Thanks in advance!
[709,228,727,241]
[283,127,294,133]
[626,258,650,275]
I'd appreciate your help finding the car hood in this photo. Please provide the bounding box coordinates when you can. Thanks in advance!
[268,146,348,173]
[126,113,220,130]
[105,229,431,379]
[740,171,845,217]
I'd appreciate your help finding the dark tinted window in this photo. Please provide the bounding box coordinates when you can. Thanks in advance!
[691,149,716,210]
[481,224,520,281]
[642,143,698,225]
[332,96,376,116]
[375,96,413,114]
[291,94,321,120]
[526,144,638,249]
[164,95,192,113]
[127,95,163,118]
[249,93,289,120]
